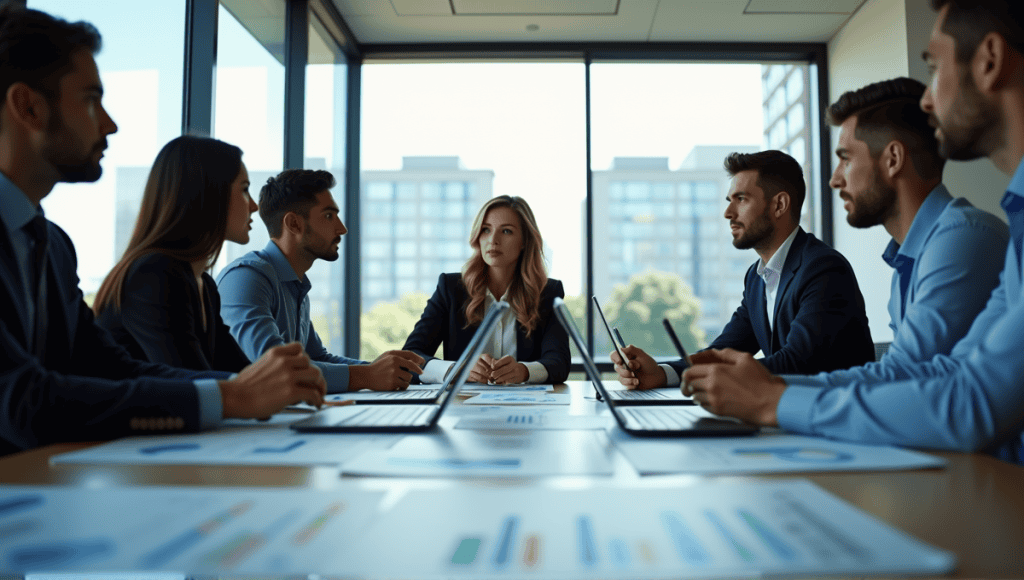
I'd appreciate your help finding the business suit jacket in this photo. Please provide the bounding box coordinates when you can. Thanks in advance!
[668,228,874,377]
[95,253,251,373]
[403,273,571,384]
[0,219,225,454]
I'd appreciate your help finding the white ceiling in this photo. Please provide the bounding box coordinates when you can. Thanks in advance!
[329,0,868,45]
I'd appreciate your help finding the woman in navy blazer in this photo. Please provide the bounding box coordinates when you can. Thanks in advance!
[93,136,257,373]
[403,196,571,384]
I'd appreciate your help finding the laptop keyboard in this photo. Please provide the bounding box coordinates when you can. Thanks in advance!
[620,407,700,430]
[371,389,439,400]
[611,389,676,400]
[334,405,435,427]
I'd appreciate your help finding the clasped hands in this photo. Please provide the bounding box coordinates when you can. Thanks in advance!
[610,345,785,427]
[468,353,529,385]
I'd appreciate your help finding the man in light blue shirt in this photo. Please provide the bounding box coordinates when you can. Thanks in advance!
[681,0,1024,464]
[217,169,425,393]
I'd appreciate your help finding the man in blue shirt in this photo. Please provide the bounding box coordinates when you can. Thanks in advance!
[0,5,325,453]
[681,0,1024,464]
[217,169,425,393]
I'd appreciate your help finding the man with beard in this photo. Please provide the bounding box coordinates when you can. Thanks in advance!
[679,0,1024,464]
[217,169,425,393]
[613,150,874,392]
[805,77,1007,389]
[0,5,327,454]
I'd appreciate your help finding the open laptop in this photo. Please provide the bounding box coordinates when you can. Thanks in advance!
[591,296,695,405]
[290,301,509,432]
[556,298,757,437]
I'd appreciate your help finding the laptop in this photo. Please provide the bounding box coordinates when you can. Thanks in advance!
[331,343,482,405]
[555,298,758,437]
[290,301,510,432]
[591,296,695,405]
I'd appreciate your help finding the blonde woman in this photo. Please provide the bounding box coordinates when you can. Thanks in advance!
[403,196,570,384]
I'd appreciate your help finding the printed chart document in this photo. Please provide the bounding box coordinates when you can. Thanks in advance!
[463,392,570,405]
[461,384,555,392]
[345,479,955,579]
[454,406,611,431]
[342,428,614,477]
[50,424,401,467]
[0,485,383,576]
[608,430,946,475]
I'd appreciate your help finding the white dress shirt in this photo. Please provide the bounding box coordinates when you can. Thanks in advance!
[757,226,799,330]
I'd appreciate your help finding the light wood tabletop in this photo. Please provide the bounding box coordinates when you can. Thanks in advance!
[1,381,1022,578]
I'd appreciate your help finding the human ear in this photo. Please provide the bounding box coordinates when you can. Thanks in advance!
[883,141,906,179]
[973,32,1009,92]
[772,192,790,220]
[5,83,49,131]
[283,212,304,236]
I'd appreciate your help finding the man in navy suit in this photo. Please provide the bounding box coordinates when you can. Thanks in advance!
[613,150,874,390]
[0,5,326,454]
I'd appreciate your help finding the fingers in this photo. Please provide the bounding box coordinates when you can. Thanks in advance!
[688,350,723,365]
[468,370,489,383]
[384,349,427,366]
[480,353,496,365]
[491,355,515,370]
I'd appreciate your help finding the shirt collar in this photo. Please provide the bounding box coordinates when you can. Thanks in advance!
[0,171,42,236]
[1001,156,1024,216]
[884,184,953,265]
[757,225,799,279]
[262,240,301,283]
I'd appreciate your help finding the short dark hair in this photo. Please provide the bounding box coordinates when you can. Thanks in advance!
[930,0,1024,62]
[826,77,944,180]
[259,168,336,238]
[0,3,101,106]
[723,150,805,219]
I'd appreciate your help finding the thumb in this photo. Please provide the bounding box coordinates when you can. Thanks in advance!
[276,342,304,355]
[716,348,748,364]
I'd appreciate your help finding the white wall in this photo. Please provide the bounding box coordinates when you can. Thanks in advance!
[826,0,1010,341]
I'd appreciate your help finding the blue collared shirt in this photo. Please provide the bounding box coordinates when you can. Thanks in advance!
[777,164,1024,463]
[783,185,1007,388]
[0,174,222,428]
[216,241,365,392]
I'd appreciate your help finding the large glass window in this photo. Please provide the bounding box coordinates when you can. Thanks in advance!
[33,0,185,301]
[360,62,587,360]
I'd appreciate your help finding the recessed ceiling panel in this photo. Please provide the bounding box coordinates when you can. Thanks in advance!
[744,0,864,14]
[391,0,452,16]
[452,0,619,16]
[649,0,851,42]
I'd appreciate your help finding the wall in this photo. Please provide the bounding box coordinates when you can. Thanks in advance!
[826,0,1010,342]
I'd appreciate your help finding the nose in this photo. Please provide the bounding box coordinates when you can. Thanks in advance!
[724,202,735,220]
[100,104,118,136]
[248,198,258,214]
[920,86,934,113]
[337,219,348,236]
[829,165,844,189]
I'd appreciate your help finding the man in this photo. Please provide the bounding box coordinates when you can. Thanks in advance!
[614,150,874,390]
[0,5,325,454]
[682,0,1024,463]
[802,77,1006,388]
[217,169,425,392]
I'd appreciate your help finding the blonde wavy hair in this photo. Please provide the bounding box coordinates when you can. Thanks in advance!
[461,196,548,337]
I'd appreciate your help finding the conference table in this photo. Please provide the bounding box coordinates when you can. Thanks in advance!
[0,380,1022,578]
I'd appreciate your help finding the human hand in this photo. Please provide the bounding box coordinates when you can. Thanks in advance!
[681,348,785,426]
[220,342,326,419]
[468,353,494,383]
[489,355,529,384]
[610,345,667,390]
[688,350,731,365]
[349,350,426,391]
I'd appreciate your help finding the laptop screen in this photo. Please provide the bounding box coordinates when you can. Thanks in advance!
[552,298,620,409]
[433,300,510,415]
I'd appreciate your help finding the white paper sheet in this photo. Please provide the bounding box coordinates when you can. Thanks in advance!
[50,424,401,467]
[341,429,614,477]
[454,406,611,430]
[463,392,570,405]
[461,384,555,392]
[608,430,946,475]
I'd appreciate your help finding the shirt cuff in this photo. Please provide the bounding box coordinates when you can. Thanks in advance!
[315,361,351,393]
[776,383,819,433]
[660,364,682,387]
[421,359,454,384]
[778,374,829,388]
[194,378,224,429]
[524,361,548,383]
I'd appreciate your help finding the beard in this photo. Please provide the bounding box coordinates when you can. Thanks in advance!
[42,108,105,183]
[930,67,1001,161]
[732,209,774,250]
[302,230,340,262]
[844,173,897,229]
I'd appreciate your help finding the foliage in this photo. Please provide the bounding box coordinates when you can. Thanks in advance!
[360,292,432,360]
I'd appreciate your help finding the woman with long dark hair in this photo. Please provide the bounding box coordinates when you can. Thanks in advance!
[94,135,257,372]
[403,195,570,384]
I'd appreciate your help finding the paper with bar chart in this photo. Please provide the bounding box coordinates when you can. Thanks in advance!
[346,479,955,578]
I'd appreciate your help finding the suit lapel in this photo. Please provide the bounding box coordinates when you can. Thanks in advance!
[749,269,772,354]
[0,218,33,346]
[771,229,807,353]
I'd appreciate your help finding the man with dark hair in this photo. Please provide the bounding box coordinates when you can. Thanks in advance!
[613,150,874,390]
[0,4,326,453]
[794,77,1007,389]
[218,168,425,393]
[681,0,1024,464]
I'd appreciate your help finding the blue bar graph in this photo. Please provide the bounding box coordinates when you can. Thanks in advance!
[576,515,598,568]
[739,509,797,562]
[491,516,519,569]
[660,511,711,565]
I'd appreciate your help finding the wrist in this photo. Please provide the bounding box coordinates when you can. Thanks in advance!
[760,375,787,427]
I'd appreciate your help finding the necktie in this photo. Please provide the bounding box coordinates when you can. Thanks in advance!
[24,215,49,361]
[1003,192,1024,263]
[893,255,915,319]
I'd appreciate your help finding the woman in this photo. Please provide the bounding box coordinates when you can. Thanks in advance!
[93,135,257,372]
[403,195,570,384]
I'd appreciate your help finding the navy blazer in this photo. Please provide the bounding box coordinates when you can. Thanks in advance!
[95,253,251,373]
[403,273,571,384]
[668,228,874,376]
[0,219,225,454]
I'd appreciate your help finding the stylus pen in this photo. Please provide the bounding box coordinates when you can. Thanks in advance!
[612,326,639,381]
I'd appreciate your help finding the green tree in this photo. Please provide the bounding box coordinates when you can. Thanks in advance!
[604,269,705,357]
[360,292,432,360]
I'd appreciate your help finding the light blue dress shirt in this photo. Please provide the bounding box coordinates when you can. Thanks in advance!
[0,173,222,428]
[777,164,1024,463]
[783,185,1007,388]
[216,241,365,392]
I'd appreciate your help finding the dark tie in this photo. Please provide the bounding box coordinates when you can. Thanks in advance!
[892,255,915,319]
[1003,192,1024,264]
[24,215,49,361]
